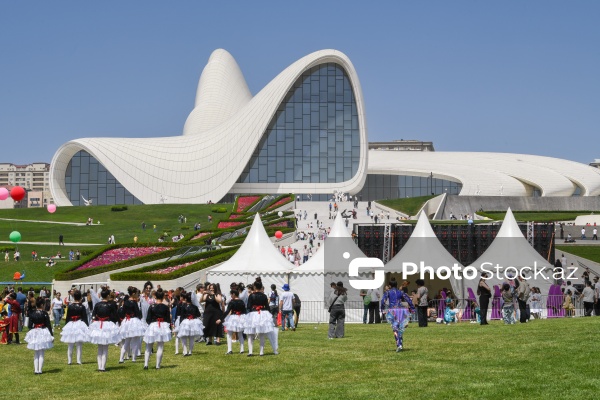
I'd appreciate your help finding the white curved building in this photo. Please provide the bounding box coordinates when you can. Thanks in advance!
[49,49,600,206]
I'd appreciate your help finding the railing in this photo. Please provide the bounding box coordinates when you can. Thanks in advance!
[293,296,596,323]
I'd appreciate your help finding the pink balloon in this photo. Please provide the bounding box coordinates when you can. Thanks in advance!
[47,204,57,213]
[0,187,8,200]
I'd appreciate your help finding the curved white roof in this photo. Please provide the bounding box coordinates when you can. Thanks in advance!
[50,49,369,205]
[368,150,600,197]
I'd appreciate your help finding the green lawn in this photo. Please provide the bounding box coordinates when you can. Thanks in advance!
[0,204,231,282]
[479,211,593,222]
[556,245,600,264]
[377,195,435,216]
[3,318,599,399]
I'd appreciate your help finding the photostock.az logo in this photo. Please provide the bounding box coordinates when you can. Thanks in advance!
[345,252,385,290]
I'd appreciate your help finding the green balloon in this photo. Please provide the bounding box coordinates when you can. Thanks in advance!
[9,231,21,243]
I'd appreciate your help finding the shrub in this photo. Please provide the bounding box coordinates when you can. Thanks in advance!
[211,207,228,213]
[180,225,190,230]
[0,246,16,253]
[111,206,128,212]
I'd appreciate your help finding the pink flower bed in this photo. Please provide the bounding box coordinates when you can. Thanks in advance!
[268,197,292,209]
[269,221,288,227]
[150,260,204,275]
[191,232,211,241]
[76,247,171,270]
[218,221,245,229]
[236,196,261,212]
[229,214,245,219]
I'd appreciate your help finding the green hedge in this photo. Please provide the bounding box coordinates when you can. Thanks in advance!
[111,205,128,212]
[211,207,228,213]
[110,248,238,281]
[0,246,17,253]
[220,226,295,246]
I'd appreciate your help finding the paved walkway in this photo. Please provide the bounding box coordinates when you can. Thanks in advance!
[0,217,93,226]
[0,241,102,246]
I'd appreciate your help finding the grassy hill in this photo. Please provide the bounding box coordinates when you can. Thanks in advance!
[377,195,435,216]
[478,211,593,222]
[0,203,231,282]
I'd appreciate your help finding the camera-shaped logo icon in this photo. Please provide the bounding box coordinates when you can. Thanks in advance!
[344,252,385,290]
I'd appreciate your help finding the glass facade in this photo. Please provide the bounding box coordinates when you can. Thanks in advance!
[355,174,462,201]
[237,63,360,184]
[65,150,142,206]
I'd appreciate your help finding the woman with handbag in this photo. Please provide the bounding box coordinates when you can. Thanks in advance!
[327,282,348,339]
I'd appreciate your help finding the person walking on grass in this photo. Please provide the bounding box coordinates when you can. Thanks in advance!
[24,297,53,374]
[380,280,414,352]
[143,289,172,369]
[279,284,295,331]
[327,282,348,339]
[61,289,89,365]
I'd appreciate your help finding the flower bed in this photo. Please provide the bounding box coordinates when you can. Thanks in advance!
[76,247,171,271]
[236,196,261,212]
[150,260,204,275]
[229,214,245,219]
[191,232,211,241]
[217,221,245,229]
[268,196,293,210]
[268,221,289,227]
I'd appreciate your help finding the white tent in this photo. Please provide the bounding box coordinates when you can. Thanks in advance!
[466,208,554,299]
[385,211,465,301]
[206,213,293,290]
[289,214,366,323]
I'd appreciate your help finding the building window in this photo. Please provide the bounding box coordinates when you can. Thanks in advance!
[237,63,360,184]
[64,150,142,205]
[355,174,462,201]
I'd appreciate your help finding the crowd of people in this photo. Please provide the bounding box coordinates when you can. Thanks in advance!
[0,278,288,374]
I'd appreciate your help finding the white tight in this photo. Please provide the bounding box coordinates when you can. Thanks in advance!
[145,342,164,369]
[227,331,245,353]
[97,344,109,371]
[120,337,138,362]
[180,336,195,355]
[67,342,83,364]
[34,350,45,373]
[247,333,265,355]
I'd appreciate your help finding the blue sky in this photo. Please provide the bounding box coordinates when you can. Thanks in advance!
[1,1,598,164]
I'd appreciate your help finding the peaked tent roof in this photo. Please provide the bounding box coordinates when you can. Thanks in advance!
[473,208,550,268]
[209,213,293,274]
[385,211,464,298]
[469,208,554,295]
[291,213,361,274]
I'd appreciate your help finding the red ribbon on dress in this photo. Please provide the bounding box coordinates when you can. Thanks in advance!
[253,306,263,314]
[97,316,109,329]
[157,318,164,328]
[187,315,194,320]
[125,314,133,321]
[34,323,44,329]
[71,316,80,321]
[234,311,242,316]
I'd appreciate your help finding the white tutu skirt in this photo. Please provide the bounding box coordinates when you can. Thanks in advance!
[60,320,90,344]
[143,321,172,343]
[243,311,274,334]
[119,317,147,339]
[223,314,245,333]
[177,318,204,338]
[25,328,54,350]
[89,320,121,345]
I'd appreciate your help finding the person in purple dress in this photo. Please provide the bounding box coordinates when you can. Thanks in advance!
[380,280,415,352]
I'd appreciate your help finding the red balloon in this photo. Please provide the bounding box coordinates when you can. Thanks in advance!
[275,231,283,239]
[10,186,26,201]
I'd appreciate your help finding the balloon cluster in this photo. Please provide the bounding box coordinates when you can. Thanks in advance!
[0,186,26,201]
